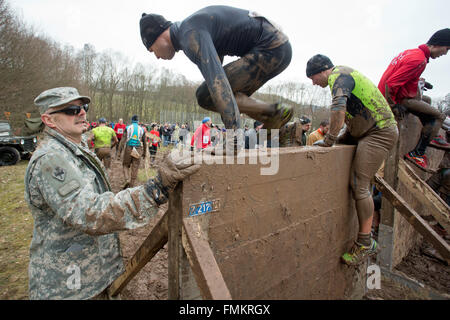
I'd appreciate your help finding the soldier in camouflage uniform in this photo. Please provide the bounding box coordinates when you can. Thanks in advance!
[24,87,200,299]
[306,55,399,266]
[278,116,311,148]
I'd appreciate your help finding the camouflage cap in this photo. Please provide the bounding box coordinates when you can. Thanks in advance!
[34,87,91,114]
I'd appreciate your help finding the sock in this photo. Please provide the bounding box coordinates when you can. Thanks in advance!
[357,232,372,247]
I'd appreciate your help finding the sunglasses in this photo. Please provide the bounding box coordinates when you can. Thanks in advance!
[49,104,89,116]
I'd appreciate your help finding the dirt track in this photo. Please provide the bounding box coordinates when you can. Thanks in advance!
[107,153,168,300]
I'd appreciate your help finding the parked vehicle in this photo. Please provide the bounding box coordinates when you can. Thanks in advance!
[0,120,38,166]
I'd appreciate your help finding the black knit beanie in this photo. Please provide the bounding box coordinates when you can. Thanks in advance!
[254,120,263,129]
[140,13,173,49]
[300,116,311,125]
[306,54,334,77]
[427,28,450,46]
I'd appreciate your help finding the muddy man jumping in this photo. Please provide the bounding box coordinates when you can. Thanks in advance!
[139,5,293,147]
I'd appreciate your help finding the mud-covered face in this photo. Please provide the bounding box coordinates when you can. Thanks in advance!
[429,45,450,59]
[309,71,329,88]
[149,32,175,60]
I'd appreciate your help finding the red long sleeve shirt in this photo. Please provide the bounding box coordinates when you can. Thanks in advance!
[113,123,127,140]
[378,44,430,105]
[191,123,211,149]
[149,130,160,147]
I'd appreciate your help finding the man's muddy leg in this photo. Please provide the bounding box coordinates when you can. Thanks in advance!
[402,98,446,154]
[234,92,277,122]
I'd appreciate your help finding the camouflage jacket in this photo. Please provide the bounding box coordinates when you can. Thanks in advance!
[24,128,159,299]
[279,121,305,147]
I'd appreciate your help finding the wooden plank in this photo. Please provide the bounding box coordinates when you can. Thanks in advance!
[168,183,183,300]
[398,159,450,231]
[107,210,169,297]
[182,217,232,300]
[375,174,450,264]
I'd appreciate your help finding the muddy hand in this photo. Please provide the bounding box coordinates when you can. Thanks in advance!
[157,151,201,191]
[313,139,326,147]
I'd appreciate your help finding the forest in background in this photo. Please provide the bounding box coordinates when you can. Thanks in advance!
[2,0,448,132]
[0,0,334,131]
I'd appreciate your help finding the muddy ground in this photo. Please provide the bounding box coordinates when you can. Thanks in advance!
[107,151,169,300]
[109,152,449,300]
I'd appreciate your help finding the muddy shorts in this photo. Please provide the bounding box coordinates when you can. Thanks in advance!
[195,21,292,110]
[350,125,399,201]
[95,147,112,169]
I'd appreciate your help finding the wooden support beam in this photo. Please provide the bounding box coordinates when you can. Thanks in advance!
[168,183,183,300]
[182,218,232,300]
[107,210,169,297]
[398,159,450,231]
[375,174,450,265]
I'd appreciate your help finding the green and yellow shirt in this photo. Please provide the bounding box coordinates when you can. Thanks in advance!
[328,66,396,138]
[91,126,116,148]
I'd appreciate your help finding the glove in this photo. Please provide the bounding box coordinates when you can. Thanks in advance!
[156,150,201,191]
[144,151,200,205]
[424,81,433,90]
[391,104,408,120]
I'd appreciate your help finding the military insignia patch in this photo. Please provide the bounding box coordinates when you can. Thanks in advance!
[52,166,66,182]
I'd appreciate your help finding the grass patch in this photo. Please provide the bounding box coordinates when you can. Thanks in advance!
[137,167,158,182]
[0,148,171,299]
[137,145,174,183]
[0,160,34,300]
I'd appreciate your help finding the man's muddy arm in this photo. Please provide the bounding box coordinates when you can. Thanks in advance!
[185,31,241,129]
[323,105,346,146]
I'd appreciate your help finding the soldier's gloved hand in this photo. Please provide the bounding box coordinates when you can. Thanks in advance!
[156,150,201,191]
[424,81,433,90]
[144,151,200,205]
[391,104,407,120]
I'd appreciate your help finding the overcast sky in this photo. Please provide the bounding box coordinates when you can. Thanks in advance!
[10,0,450,100]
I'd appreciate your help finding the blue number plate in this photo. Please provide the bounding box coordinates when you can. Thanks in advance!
[189,200,220,217]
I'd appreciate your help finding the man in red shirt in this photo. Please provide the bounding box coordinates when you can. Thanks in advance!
[148,124,161,163]
[113,118,127,159]
[191,117,212,150]
[378,28,450,172]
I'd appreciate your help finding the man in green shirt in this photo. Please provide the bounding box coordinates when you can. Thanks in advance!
[306,54,399,266]
[88,118,118,169]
